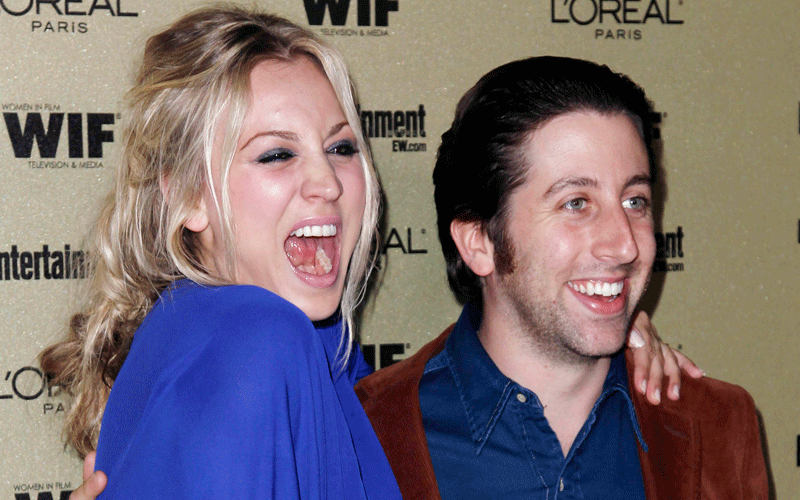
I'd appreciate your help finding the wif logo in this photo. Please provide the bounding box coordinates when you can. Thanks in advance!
[3,111,114,158]
[303,0,398,26]
[13,483,72,500]
[362,343,407,370]
[2,105,116,169]
[303,0,398,35]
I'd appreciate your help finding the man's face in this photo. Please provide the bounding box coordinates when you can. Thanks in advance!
[490,110,655,362]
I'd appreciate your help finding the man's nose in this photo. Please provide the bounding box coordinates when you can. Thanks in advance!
[591,206,639,264]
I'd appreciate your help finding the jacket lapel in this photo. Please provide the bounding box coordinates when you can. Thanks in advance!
[356,328,452,500]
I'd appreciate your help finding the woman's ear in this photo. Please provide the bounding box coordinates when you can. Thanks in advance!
[160,174,209,233]
[184,198,210,233]
[450,219,495,277]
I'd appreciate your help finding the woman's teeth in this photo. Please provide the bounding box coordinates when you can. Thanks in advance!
[568,280,623,297]
[315,247,332,274]
[292,224,337,237]
[285,224,337,276]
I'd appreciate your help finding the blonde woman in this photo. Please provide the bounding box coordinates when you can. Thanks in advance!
[43,5,699,500]
[41,6,399,498]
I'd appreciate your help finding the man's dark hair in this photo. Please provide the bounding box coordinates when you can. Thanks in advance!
[433,56,657,304]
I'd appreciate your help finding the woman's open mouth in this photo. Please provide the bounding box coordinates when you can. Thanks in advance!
[284,223,340,284]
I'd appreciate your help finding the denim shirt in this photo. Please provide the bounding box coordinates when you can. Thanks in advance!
[418,303,647,500]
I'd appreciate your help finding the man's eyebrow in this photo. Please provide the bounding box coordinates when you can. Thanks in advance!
[543,174,653,198]
[625,174,653,189]
[240,130,299,150]
[543,177,597,198]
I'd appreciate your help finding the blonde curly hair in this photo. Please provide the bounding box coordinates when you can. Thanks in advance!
[39,4,380,458]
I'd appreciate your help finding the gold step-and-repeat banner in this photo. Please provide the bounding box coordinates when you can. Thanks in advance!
[1,0,798,498]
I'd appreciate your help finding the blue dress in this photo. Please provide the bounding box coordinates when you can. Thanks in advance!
[94,280,402,500]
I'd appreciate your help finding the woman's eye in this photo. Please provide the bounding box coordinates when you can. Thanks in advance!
[563,198,587,211]
[622,196,649,211]
[327,140,359,157]
[256,148,295,164]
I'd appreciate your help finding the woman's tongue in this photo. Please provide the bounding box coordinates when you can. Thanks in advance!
[284,236,334,275]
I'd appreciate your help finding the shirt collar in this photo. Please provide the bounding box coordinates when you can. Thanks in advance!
[444,302,646,453]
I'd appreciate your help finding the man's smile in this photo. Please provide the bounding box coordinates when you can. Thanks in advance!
[565,278,630,317]
[567,279,623,299]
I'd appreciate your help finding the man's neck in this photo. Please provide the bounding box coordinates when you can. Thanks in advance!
[478,300,612,457]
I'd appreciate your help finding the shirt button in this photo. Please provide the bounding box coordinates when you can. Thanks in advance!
[560,478,564,491]
[516,393,527,403]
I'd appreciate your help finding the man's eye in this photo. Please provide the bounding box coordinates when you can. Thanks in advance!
[563,198,587,210]
[256,149,295,163]
[622,197,649,210]
[327,140,359,157]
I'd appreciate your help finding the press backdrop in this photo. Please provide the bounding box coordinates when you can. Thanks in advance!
[1,0,798,498]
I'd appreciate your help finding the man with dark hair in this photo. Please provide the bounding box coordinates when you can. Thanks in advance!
[357,57,768,499]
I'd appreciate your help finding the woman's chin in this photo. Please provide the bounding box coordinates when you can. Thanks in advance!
[289,290,343,322]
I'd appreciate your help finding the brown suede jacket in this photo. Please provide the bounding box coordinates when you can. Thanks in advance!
[356,325,769,500]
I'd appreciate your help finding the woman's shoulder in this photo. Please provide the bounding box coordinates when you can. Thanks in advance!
[155,280,313,334]
[120,282,330,407]
[133,281,322,373]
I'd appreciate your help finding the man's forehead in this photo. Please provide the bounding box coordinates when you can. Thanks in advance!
[517,111,651,194]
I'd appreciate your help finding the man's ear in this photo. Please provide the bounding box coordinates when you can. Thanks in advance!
[160,174,209,233]
[450,219,495,277]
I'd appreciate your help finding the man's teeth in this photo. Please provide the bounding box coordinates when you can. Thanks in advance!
[568,281,623,297]
[292,224,337,237]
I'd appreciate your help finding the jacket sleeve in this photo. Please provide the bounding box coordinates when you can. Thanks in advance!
[738,391,770,499]
[98,299,332,500]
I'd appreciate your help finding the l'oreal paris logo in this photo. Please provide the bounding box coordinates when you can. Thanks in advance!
[551,0,684,25]
[0,0,137,16]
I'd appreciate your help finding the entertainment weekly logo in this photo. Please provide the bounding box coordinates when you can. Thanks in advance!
[653,226,685,273]
[0,0,139,34]
[360,104,428,154]
[549,0,685,41]
[2,104,117,169]
[0,244,88,281]
[302,0,398,37]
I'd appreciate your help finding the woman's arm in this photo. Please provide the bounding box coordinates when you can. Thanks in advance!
[90,286,351,500]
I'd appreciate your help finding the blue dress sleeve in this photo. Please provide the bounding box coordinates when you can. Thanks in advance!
[97,285,357,500]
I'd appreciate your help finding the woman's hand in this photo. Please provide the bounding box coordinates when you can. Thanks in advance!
[628,310,704,404]
[69,452,106,500]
